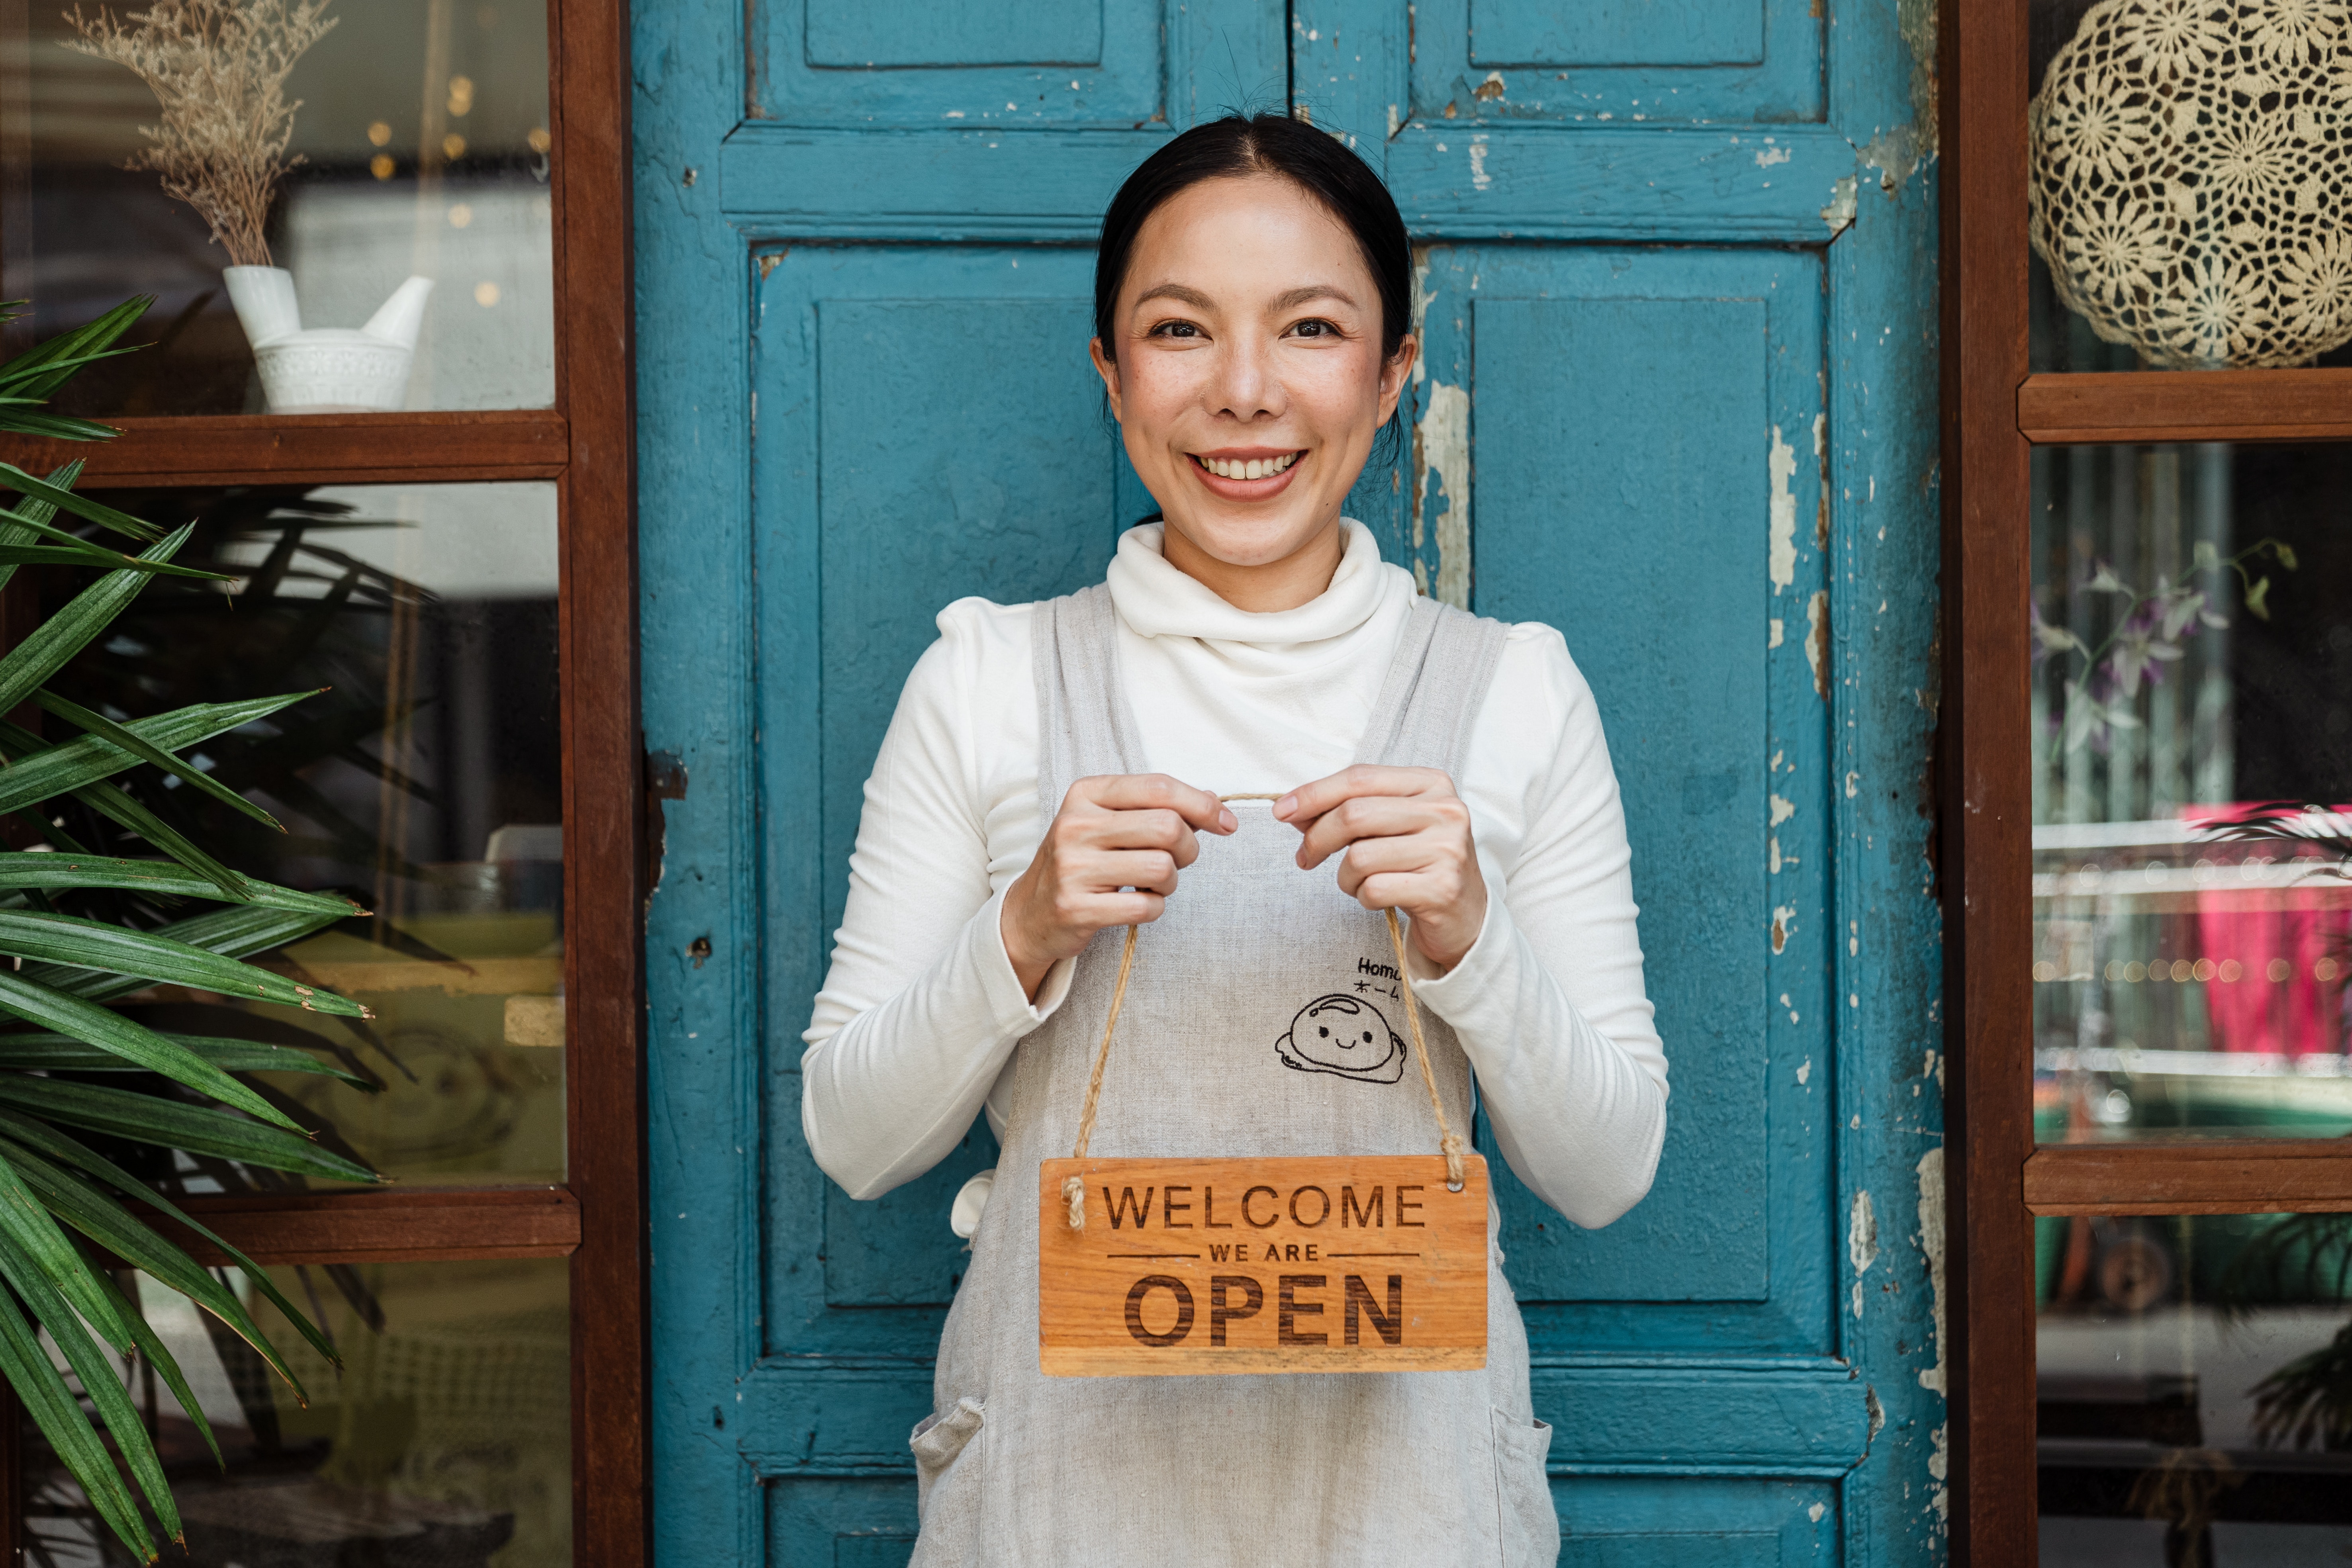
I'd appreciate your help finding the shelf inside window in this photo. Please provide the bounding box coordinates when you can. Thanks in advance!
[2019,370,2352,446]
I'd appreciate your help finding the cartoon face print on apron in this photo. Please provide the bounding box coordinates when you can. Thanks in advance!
[909,583,1560,1568]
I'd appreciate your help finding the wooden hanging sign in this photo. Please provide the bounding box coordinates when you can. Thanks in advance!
[1038,1153,1488,1377]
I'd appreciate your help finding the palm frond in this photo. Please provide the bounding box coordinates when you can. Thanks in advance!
[0,299,385,1562]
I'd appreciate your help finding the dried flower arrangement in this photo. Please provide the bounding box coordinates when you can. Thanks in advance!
[62,0,339,269]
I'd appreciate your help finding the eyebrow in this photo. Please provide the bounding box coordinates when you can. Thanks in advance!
[1132,283,1214,311]
[1128,282,1362,314]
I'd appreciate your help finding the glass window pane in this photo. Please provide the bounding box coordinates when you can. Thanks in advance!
[2038,1212,2352,1562]
[43,482,563,1187]
[2031,444,2352,1141]
[2025,1,2352,374]
[21,1257,570,1566]
[5,0,554,415]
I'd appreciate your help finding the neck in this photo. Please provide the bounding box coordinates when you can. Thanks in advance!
[1158,515,1347,613]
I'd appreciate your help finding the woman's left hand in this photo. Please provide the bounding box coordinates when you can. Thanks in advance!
[1275,765,1488,972]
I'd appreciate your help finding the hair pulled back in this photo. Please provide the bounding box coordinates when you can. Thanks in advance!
[1093,114,1412,365]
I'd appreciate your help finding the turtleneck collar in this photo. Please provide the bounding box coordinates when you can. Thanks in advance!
[1105,519,1402,649]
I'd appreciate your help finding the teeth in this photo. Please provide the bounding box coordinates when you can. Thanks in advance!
[1200,452,1297,480]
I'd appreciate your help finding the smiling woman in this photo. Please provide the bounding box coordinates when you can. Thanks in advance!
[1086,117,1413,610]
[797,113,1668,1568]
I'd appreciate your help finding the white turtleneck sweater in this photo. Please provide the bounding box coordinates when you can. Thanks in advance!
[801,522,1668,1229]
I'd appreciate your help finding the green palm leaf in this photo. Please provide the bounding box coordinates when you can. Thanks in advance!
[0,1283,154,1560]
[0,1030,374,1088]
[0,296,150,405]
[4,1136,302,1413]
[0,971,313,1130]
[0,463,166,544]
[0,295,384,1563]
[0,691,313,818]
[34,688,289,830]
[0,1180,184,1542]
[0,909,368,1015]
[0,522,200,719]
[0,1075,378,1183]
[0,852,360,916]
[0,1108,343,1368]
[23,902,349,1002]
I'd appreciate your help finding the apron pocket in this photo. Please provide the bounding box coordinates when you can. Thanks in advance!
[911,1397,987,1530]
[1490,1407,1558,1568]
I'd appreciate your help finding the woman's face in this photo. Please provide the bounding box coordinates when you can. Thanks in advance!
[1093,174,1414,583]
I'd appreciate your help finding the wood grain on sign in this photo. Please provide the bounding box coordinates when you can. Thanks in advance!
[1039,1155,1488,1377]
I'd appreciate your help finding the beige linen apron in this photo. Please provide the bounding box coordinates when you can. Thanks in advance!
[909,583,1559,1567]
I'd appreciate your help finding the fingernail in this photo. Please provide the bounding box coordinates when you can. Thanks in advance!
[1274,794,1296,818]
[1220,808,1238,832]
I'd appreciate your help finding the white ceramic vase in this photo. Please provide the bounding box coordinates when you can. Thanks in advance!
[223,266,435,414]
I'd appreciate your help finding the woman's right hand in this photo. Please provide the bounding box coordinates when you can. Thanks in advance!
[1001,774,1236,999]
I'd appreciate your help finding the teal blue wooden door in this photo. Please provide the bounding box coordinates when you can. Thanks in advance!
[635,0,1949,1561]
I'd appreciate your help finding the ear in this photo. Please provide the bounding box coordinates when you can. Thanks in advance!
[1089,337,1123,422]
[1376,333,1418,426]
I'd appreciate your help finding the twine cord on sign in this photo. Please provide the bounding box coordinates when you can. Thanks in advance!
[1061,793,1468,1230]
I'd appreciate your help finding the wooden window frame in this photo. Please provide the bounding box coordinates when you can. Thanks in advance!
[0,0,644,1560]
[1941,3,2352,1562]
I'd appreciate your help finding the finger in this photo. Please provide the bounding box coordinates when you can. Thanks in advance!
[1273,764,1449,825]
[1069,807,1202,867]
[1331,832,1444,895]
[1076,773,1236,833]
[1080,849,1181,896]
[1294,795,1444,869]
[1081,889,1165,927]
[1347,870,1421,913]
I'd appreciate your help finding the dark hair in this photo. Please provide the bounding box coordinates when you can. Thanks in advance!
[1093,114,1412,366]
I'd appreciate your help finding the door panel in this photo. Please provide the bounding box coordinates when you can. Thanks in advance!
[750,0,1275,126]
[1555,1476,1836,1566]
[1414,0,1823,123]
[754,244,1137,1359]
[1405,246,1832,1347]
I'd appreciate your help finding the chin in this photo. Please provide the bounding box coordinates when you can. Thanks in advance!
[1170,509,1325,568]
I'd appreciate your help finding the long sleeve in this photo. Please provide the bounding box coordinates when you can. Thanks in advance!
[802,525,1668,1225]
[1409,624,1669,1229]
[799,599,1069,1200]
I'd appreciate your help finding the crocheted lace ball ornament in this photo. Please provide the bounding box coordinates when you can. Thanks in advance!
[2028,0,2352,369]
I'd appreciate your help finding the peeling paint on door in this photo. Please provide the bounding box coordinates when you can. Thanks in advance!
[1820,174,1858,239]
[1769,426,1798,591]
[1806,588,1831,697]
[1414,381,1472,608]
[1849,1188,1879,1318]
[1916,1148,1947,1395]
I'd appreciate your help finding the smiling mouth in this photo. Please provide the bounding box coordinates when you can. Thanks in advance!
[1191,451,1302,481]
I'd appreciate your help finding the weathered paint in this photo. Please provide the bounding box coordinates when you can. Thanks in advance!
[1770,427,1800,590]
[1413,382,1472,609]
[1915,1148,1947,1396]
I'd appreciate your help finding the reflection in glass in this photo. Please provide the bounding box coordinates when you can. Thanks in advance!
[21,1258,570,1566]
[2038,1212,2352,1564]
[42,483,563,1187]
[2032,445,2352,1140]
[2,0,554,415]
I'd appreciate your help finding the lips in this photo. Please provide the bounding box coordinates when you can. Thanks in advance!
[1188,449,1306,500]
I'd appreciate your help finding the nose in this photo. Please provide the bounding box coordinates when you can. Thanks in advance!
[1208,331,1285,423]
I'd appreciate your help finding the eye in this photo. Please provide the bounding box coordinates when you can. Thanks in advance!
[1317,1026,1329,1038]
[1362,1031,1374,1043]
[1289,318,1340,339]
[1148,319,1204,339]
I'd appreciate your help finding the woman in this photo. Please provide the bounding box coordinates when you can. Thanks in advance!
[801,113,1667,1566]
